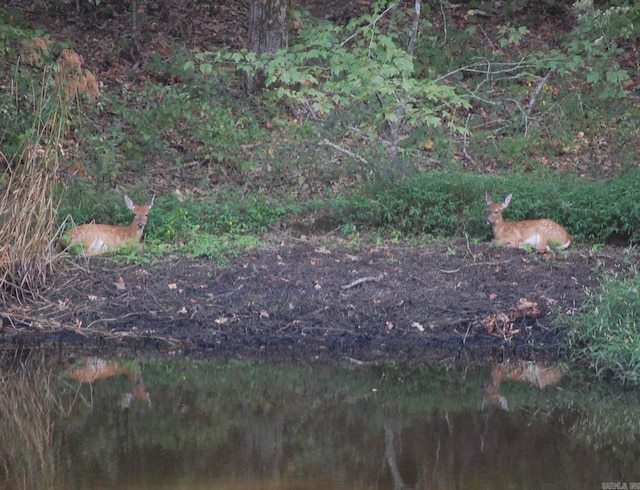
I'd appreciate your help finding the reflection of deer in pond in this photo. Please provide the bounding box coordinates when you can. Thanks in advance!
[67,357,151,409]
[482,361,567,411]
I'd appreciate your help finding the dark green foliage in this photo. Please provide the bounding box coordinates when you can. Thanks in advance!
[324,170,640,245]
[333,172,489,238]
[92,169,638,248]
[142,188,287,243]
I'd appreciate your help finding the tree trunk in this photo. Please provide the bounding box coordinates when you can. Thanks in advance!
[245,0,291,94]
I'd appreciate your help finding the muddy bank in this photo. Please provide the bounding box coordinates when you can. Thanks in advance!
[1,238,632,364]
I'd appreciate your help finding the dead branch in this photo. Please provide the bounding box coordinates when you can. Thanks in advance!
[321,139,369,165]
[341,273,384,290]
[528,69,553,113]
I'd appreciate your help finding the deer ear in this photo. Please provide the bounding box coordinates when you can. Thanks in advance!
[503,193,513,208]
[149,195,155,207]
[485,192,493,205]
[124,195,135,210]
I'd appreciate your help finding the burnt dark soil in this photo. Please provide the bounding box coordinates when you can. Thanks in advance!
[2,238,633,364]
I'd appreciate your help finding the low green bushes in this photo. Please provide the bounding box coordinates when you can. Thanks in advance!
[330,170,640,245]
[62,169,639,249]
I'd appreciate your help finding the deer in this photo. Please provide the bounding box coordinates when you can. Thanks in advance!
[482,361,567,410]
[67,195,154,256]
[485,192,571,253]
[67,357,151,408]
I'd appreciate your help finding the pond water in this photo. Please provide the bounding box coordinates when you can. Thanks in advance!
[2,355,640,489]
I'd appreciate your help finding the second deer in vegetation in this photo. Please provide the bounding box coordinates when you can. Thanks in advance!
[67,195,154,256]
[485,192,571,253]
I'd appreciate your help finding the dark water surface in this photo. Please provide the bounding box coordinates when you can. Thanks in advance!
[3,357,640,489]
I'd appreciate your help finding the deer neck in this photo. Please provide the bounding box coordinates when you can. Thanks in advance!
[492,215,506,235]
[129,217,145,239]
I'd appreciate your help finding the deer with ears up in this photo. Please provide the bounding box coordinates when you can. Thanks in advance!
[67,195,154,256]
[485,192,571,253]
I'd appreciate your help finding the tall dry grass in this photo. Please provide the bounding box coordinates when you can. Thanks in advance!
[0,48,98,303]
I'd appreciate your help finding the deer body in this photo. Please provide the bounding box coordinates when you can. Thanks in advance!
[485,192,571,253]
[68,357,151,408]
[68,195,153,256]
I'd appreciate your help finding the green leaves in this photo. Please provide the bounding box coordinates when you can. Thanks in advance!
[224,13,468,139]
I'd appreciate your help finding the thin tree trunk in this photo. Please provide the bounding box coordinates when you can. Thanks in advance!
[245,0,291,93]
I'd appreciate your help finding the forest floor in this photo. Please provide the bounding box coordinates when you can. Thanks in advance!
[4,236,635,364]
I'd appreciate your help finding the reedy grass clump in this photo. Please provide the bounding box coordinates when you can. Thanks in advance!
[0,48,98,302]
[566,268,640,384]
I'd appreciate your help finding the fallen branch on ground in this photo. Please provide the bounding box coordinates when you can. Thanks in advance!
[341,273,384,290]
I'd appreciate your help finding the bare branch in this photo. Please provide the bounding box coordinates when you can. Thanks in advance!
[341,3,397,47]
[407,0,422,55]
[341,273,384,290]
[320,139,369,165]
[527,69,553,113]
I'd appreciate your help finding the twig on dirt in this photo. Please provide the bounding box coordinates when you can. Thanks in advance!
[341,273,384,290]
[439,258,514,274]
[1,310,183,347]
[439,267,462,274]
[84,312,143,330]
[462,321,473,344]
[464,233,475,262]
[207,284,244,300]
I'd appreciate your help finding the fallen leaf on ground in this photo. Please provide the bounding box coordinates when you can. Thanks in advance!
[412,321,425,332]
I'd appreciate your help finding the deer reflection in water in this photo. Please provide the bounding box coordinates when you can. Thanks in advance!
[482,360,567,411]
[67,357,151,409]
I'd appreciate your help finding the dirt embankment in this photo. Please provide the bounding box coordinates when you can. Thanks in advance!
[2,238,631,363]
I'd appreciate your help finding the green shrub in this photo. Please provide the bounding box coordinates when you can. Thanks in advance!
[564,173,640,244]
[173,232,263,263]
[332,171,570,239]
[566,271,640,384]
[327,169,640,244]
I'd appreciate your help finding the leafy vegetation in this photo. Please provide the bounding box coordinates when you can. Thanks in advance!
[566,269,640,384]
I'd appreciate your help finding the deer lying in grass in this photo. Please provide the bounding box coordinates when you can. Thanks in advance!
[485,192,571,253]
[67,195,154,256]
